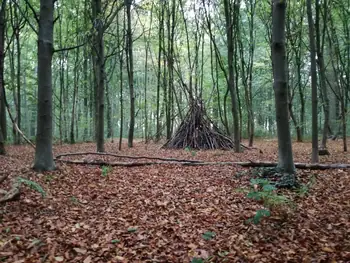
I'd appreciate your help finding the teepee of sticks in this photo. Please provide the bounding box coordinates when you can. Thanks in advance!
[162,100,235,150]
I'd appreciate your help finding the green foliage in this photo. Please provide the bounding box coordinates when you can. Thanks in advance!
[296,175,316,197]
[191,258,204,263]
[127,227,137,233]
[111,239,120,244]
[246,178,292,224]
[202,231,216,241]
[45,175,55,182]
[247,209,271,224]
[17,177,46,197]
[101,166,111,177]
[70,196,79,204]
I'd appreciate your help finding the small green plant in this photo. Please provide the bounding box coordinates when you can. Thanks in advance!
[246,178,292,224]
[191,258,204,263]
[101,165,111,177]
[17,177,46,197]
[202,231,216,241]
[45,175,55,182]
[296,175,316,197]
[127,227,137,233]
[111,239,120,244]
[70,196,79,204]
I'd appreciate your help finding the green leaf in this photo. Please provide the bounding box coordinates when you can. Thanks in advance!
[18,177,46,197]
[127,227,137,233]
[262,184,276,191]
[111,239,120,244]
[202,231,216,241]
[247,191,261,200]
[191,258,204,263]
[252,209,271,224]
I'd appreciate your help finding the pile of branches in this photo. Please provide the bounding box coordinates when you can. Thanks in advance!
[163,100,235,150]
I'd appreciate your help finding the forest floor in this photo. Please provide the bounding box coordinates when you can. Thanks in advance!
[0,139,350,262]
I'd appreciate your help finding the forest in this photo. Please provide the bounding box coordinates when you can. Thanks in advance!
[0,0,349,262]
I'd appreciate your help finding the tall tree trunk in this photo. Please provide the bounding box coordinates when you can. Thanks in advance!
[316,0,329,150]
[224,0,240,152]
[92,0,105,152]
[307,0,319,163]
[0,0,7,155]
[156,2,164,141]
[118,10,124,151]
[126,0,134,148]
[33,0,56,171]
[70,47,79,144]
[272,0,294,173]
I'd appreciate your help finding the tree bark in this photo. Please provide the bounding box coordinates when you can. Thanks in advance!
[316,0,329,150]
[0,0,7,155]
[126,0,134,148]
[92,0,105,152]
[224,0,240,152]
[307,0,319,163]
[33,0,56,171]
[271,0,294,173]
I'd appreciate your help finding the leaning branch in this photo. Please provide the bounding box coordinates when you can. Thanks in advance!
[3,85,35,148]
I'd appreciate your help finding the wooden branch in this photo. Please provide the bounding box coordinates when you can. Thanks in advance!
[56,157,350,170]
[0,179,21,204]
[3,81,35,148]
[0,173,9,184]
[57,159,163,167]
[55,152,202,163]
[184,161,350,170]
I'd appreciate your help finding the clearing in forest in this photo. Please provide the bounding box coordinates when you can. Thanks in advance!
[0,140,349,262]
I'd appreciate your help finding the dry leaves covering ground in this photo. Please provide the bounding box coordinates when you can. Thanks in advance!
[0,139,349,262]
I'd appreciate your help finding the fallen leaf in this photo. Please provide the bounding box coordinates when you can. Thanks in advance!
[83,255,92,263]
[73,247,87,254]
[322,247,334,253]
[54,256,64,262]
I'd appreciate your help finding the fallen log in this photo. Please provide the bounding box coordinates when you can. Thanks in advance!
[57,159,165,167]
[56,158,350,170]
[55,152,202,163]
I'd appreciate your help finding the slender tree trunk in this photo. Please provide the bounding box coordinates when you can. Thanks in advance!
[307,0,319,163]
[34,0,56,171]
[118,10,124,151]
[272,0,294,173]
[92,0,105,152]
[156,2,164,141]
[224,0,240,152]
[316,0,329,150]
[70,48,79,144]
[0,0,7,155]
[126,0,134,148]
[106,81,112,139]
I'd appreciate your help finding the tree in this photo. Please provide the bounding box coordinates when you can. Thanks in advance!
[33,0,56,171]
[126,0,135,148]
[307,0,319,163]
[315,0,329,151]
[0,0,7,155]
[92,0,105,152]
[271,0,294,173]
[223,0,240,152]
